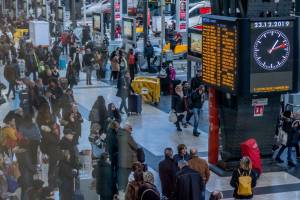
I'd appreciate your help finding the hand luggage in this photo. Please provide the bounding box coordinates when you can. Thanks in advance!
[19,90,29,102]
[240,138,262,175]
[59,55,68,70]
[74,176,85,200]
[128,94,142,114]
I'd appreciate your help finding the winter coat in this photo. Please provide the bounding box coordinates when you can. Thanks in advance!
[59,136,80,170]
[125,181,141,200]
[117,129,138,168]
[138,182,160,200]
[282,117,294,147]
[111,56,120,72]
[172,94,186,113]
[173,166,204,200]
[18,122,41,142]
[188,156,210,184]
[230,168,257,199]
[72,52,83,70]
[191,90,205,109]
[191,77,202,91]
[116,76,131,98]
[63,111,83,137]
[158,157,177,198]
[173,153,191,166]
[4,63,19,83]
[106,127,119,163]
[96,160,114,200]
[144,45,154,58]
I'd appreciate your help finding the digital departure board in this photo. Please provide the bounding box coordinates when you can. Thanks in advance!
[250,19,295,94]
[202,16,238,93]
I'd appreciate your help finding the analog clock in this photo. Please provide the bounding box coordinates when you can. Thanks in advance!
[253,29,290,71]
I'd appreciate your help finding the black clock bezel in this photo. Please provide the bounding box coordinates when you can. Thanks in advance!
[249,17,295,95]
[253,29,290,71]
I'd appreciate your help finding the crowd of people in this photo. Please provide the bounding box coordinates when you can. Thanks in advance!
[0,9,272,200]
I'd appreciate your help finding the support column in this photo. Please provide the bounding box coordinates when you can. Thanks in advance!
[160,0,165,66]
[208,88,219,165]
[83,0,86,25]
[111,0,115,40]
[15,0,18,19]
[143,0,148,48]
[70,0,76,28]
[296,0,300,16]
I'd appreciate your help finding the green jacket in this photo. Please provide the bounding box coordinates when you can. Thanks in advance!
[117,129,138,168]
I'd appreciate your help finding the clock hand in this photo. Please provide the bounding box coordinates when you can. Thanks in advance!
[271,43,287,52]
[268,40,279,54]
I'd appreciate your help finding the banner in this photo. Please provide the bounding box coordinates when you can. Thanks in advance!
[178,0,188,31]
[115,0,121,21]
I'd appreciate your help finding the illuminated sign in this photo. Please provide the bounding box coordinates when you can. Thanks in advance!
[201,16,238,93]
[250,19,294,94]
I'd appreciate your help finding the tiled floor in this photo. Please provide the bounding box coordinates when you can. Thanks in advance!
[1,68,300,200]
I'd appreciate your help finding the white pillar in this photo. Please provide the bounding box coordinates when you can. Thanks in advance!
[15,0,18,19]
[83,0,86,25]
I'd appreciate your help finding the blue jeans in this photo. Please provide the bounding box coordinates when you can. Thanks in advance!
[193,108,202,132]
[287,146,295,162]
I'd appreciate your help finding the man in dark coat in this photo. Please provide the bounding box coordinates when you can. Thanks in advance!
[96,152,116,200]
[117,123,139,191]
[58,129,80,200]
[4,59,19,99]
[144,41,154,71]
[159,147,177,199]
[173,160,204,200]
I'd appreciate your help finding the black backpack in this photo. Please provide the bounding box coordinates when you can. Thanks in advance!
[138,182,160,200]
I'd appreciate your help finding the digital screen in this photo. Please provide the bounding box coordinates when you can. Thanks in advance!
[201,16,238,93]
[124,20,134,41]
[191,33,202,54]
[188,28,202,59]
[250,19,294,94]
[93,14,101,31]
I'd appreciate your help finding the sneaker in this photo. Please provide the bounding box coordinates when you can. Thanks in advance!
[288,161,296,167]
[183,123,187,128]
[275,157,284,163]
[193,131,200,137]
[187,122,192,126]
[120,111,125,114]
[177,127,183,132]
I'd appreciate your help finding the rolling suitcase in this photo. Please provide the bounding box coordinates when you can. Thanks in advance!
[128,94,142,114]
[73,176,85,200]
[59,55,68,70]
[240,138,262,175]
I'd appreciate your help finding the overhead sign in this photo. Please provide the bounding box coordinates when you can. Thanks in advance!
[252,98,268,106]
[177,0,188,32]
[201,16,239,93]
[115,0,121,22]
[188,28,202,60]
[250,19,295,94]
[254,105,264,117]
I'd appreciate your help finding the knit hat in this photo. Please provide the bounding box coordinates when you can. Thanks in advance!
[143,171,154,184]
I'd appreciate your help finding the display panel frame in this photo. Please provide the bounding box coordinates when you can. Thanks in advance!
[188,27,202,61]
[57,6,64,22]
[41,5,47,19]
[92,13,102,32]
[122,17,136,44]
[201,15,239,94]
[249,17,296,95]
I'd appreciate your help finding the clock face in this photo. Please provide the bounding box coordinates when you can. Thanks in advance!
[253,29,290,71]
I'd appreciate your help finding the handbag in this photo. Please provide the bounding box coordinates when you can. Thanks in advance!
[277,127,288,145]
[168,110,177,123]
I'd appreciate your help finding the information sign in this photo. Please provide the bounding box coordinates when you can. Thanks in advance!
[201,16,239,93]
